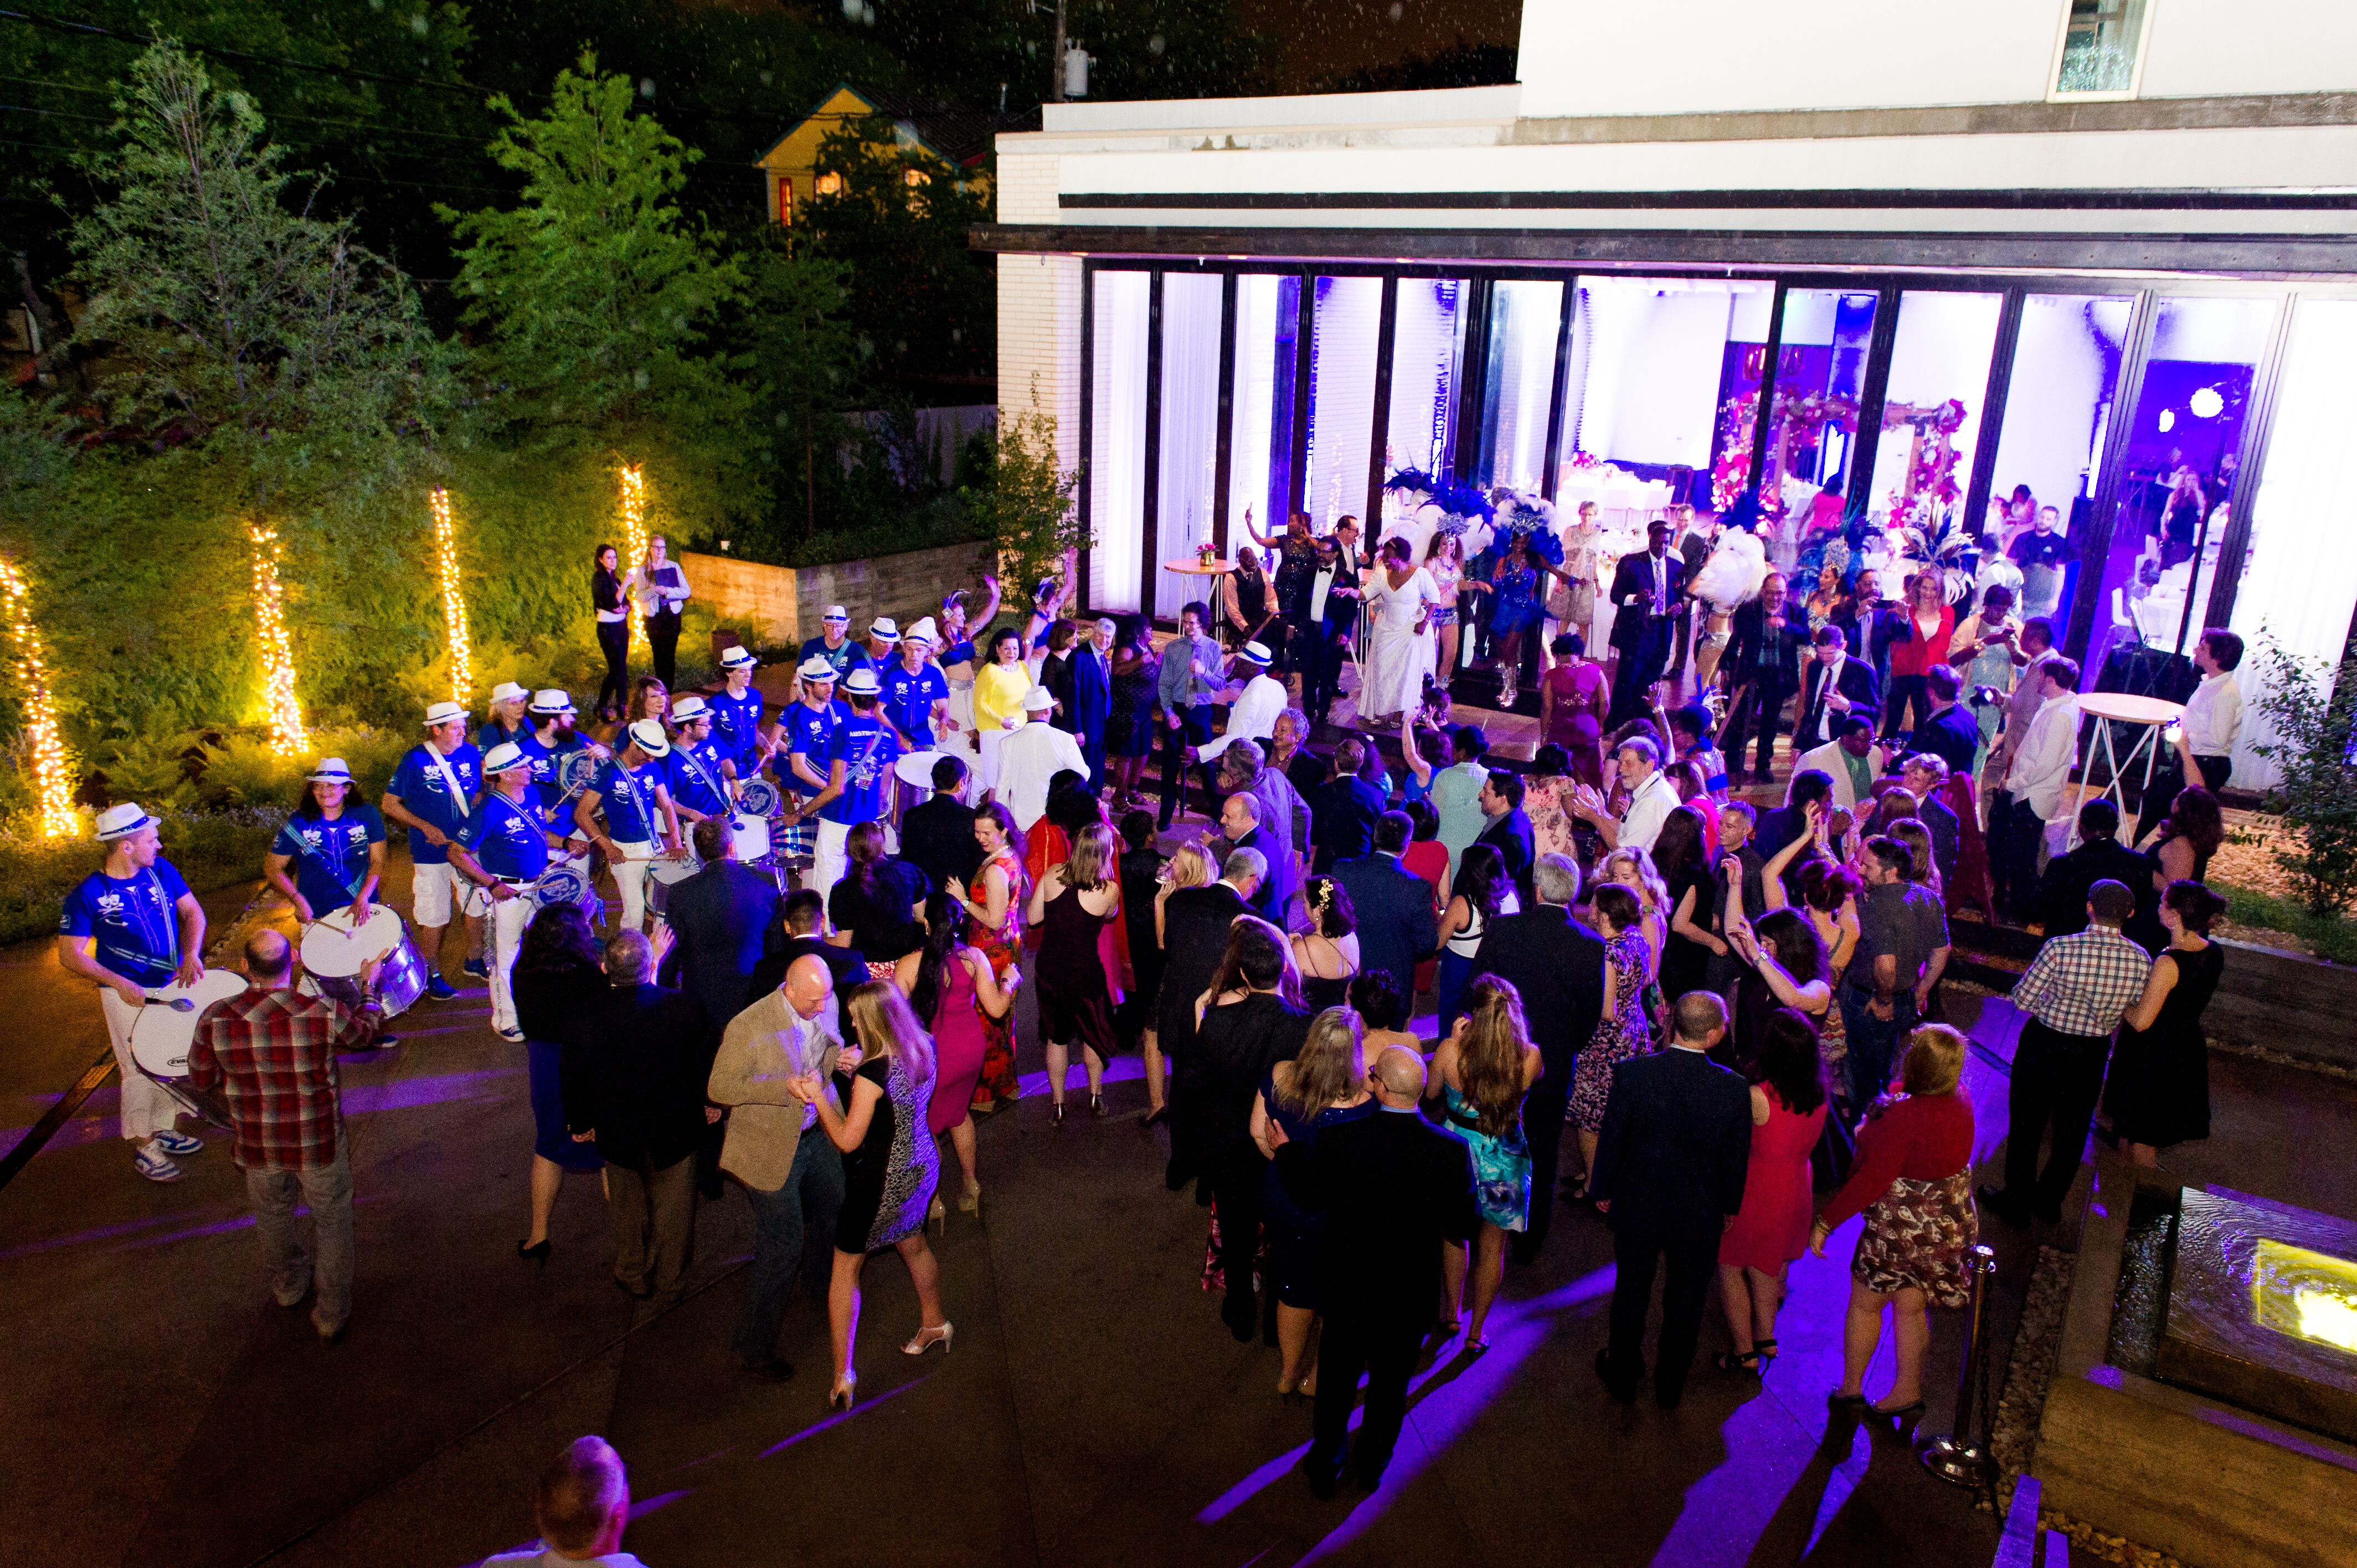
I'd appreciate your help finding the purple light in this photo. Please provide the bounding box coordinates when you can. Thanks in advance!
[341,1069,521,1115]
[756,1373,932,1457]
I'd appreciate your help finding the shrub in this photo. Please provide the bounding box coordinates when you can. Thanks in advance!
[2247,639,2357,916]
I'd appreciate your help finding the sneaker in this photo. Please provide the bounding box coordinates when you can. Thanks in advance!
[496,1027,525,1043]
[424,972,458,1000]
[462,956,489,979]
[151,1129,204,1157]
[132,1142,183,1183]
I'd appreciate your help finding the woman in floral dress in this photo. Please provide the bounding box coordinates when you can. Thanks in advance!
[946,802,1028,1111]
[1568,882,1657,1199]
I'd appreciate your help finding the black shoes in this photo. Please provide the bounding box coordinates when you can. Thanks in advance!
[742,1358,795,1384]
[1594,1348,1638,1406]
[517,1238,552,1264]
[1222,1296,1258,1344]
[1975,1184,2027,1226]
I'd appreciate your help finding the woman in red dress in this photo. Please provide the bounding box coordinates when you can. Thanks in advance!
[946,802,1028,1112]
[1715,1007,1831,1374]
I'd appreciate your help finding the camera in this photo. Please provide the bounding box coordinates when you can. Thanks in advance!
[1967,684,2004,710]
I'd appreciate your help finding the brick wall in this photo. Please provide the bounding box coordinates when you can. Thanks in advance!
[682,540,997,650]
[997,251,1084,478]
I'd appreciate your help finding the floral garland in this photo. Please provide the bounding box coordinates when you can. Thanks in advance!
[1886,398,1970,513]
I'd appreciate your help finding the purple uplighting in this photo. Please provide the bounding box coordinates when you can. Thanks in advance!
[340,1068,521,1115]
[756,1373,933,1457]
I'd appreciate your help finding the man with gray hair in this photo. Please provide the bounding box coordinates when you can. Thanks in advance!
[1468,851,1608,1261]
[708,952,848,1380]
[1217,790,1290,924]
[481,1435,646,1566]
[565,929,714,1307]
[1216,738,1308,900]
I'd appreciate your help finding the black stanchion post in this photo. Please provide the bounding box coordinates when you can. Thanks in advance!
[1919,1242,1999,1489]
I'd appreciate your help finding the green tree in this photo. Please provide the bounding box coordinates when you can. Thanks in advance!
[965,390,1084,597]
[2248,639,2357,915]
[742,233,858,542]
[442,51,753,534]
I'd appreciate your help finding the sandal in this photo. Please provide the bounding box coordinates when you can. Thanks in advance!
[1714,1349,1765,1376]
[1754,1337,1778,1363]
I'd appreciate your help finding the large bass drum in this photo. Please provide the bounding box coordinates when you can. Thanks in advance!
[300,902,427,1019]
[127,968,251,1127]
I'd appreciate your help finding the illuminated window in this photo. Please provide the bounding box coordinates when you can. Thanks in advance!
[815,170,843,197]
[2050,0,2152,99]
[775,177,792,225]
[903,167,930,188]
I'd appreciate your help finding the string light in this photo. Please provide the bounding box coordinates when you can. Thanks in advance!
[0,558,78,837]
[619,464,648,652]
[247,523,308,757]
[429,487,474,702]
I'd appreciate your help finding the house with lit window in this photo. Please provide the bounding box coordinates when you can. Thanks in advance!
[754,84,1025,226]
[978,0,2357,788]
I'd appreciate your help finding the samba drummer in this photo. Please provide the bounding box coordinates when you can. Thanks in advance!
[882,618,953,754]
[708,645,769,781]
[56,802,211,1183]
[263,758,386,929]
[382,700,485,1000]
[775,656,847,868]
[574,719,681,933]
[518,688,607,867]
[661,694,735,827]
[449,744,554,1043]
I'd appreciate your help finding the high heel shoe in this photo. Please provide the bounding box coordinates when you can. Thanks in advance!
[956,1180,982,1215]
[928,1194,946,1235]
[1051,1101,1066,1128]
[517,1239,552,1264]
[1089,1091,1105,1118]
[1753,1337,1778,1363]
[1141,1105,1169,1130]
[903,1322,954,1356]
[828,1372,857,1410]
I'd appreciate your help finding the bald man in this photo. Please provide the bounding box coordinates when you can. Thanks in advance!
[482,1435,646,1566]
[1270,1041,1477,1496]
[187,927,379,1341]
[708,953,850,1380]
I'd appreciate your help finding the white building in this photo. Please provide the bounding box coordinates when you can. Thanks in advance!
[982,0,2357,786]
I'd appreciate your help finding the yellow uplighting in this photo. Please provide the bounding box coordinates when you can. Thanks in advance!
[618,463,648,651]
[429,487,474,703]
[247,523,307,757]
[2253,1239,2357,1354]
[0,558,78,837]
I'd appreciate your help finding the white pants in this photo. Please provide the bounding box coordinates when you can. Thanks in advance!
[101,986,183,1143]
[976,726,1008,794]
[611,839,656,931]
[487,889,533,1035]
[812,819,851,911]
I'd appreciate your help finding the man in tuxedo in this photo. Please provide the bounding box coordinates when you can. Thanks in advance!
[1269,1045,1476,1497]
[1302,535,1363,725]
[2035,798,2148,936]
[1475,767,1535,907]
[1718,571,1807,787]
[1607,519,1686,728]
[1308,736,1386,874]
[1331,812,1440,1008]
[659,816,784,1036]
[1795,623,1881,755]
[1466,852,1605,1261]
[1591,991,1752,1410]
[1157,849,1260,1188]
[898,754,979,899]
[748,890,864,1018]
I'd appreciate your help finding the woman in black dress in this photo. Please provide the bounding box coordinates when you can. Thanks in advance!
[1289,876,1361,1012]
[826,821,931,982]
[2105,880,2227,1165]
[591,544,630,720]
[792,981,948,1410]
[2128,786,2222,952]
[509,904,608,1261]
[1105,615,1157,808]
[1653,803,1715,1002]
[1026,821,1123,1123]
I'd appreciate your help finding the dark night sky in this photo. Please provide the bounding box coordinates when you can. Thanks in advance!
[1270,0,1521,89]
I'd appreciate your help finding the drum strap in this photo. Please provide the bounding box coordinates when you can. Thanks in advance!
[609,761,653,841]
[136,867,180,974]
[676,741,725,808]
[425,744,472,823]
[290,816,366,899]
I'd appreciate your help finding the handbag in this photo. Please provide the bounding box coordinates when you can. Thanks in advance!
[1809,1103,1857,1194]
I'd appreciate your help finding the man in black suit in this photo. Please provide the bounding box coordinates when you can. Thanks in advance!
[1794,623,1882,755]
[1591,991,1753,1410]
[1718,570,1807,787]
[1216,792,1289,925]
[1157,849,1259,1187]
[1269,1045,1476,1497]
[897,754,979,899]
[1474,767,1535,907]
[2035,798,2149,936]
[1303,534,1364,726]
[1607,519,1687,728]
[748,889,864,1004]
[1909,663,1983,784]
[1466,852,1605,1262]
[660,817,785,1034]
[1308,736,1386,874]
[1753,768,1833,869]
[1330,811,1441,1009]
[562,930,719,1308]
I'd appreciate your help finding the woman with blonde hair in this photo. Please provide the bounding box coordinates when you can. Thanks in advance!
[1601,845,1670,985]
[1252,1005,1377,1397]
[1812,1023,1977,1421]
[1028,821,1124,1122]
[1429,976,1543,1350]
[790,982,950,1410]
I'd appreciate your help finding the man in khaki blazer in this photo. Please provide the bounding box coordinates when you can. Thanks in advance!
[709,954,848,1381]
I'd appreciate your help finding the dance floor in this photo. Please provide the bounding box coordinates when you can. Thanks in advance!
[7,858,2355,1567]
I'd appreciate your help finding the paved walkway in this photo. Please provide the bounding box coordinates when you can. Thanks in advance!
[6,855,2351,1567]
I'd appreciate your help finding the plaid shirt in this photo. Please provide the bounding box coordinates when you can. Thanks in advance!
[186,983,372,1170]
[2011,925,2152,1039]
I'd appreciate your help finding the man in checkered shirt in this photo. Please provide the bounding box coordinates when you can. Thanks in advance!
[1978,879,2152,1227]
[188,929,379,1341]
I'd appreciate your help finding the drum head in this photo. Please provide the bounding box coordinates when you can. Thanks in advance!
[732,813,771,863]
[558,749,602,793]
[738,776,782,819]
[894,750,944,788]
[651,851,702,886]
[533,864,591,911]
[128,968,252,1079]
[300,911,367,978]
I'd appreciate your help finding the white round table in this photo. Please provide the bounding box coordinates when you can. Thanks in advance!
[2068,691,2186,847]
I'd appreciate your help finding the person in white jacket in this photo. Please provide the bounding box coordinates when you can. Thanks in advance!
[992,686,1088,833]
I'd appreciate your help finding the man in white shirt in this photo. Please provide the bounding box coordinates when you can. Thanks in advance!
[1200,642,1285,766]
[2174,627,2245,795]
[1994,656,2083,923]
[481,1435,651,1566]
[992,685,1087,833]
[1572,735,1681,854]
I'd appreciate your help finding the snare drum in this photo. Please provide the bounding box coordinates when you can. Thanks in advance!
[300,902,428,1019]
[128,968,252,1127]
[730,813,771,863]
[532,854,601,915]
[646,848,702,917]
[738,776,783,822]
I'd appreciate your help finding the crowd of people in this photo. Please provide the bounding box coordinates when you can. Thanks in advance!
[51,493,2246,1526]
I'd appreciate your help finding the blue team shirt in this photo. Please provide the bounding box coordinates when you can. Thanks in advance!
[797,636,864,682]
[820,709,899,827]
[707,685,765,766]
[665,734,732,816]
[473,718,528,755]
[461,790,551,882]
[516,729,596,833]
[270,805,385,916]
[389,742,483,864]
[881,662,950,747]
[783,698,851,795]
[591,756,666,843]
[60,859,193,988]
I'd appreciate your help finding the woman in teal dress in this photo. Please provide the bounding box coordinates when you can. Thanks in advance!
[1953,582,2023,777]
[1429,974,1543,1352]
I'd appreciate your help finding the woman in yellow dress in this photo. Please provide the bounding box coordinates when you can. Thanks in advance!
[971,626,1035,793]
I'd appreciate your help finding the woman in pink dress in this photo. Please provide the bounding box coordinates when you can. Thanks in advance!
[898,897,1018,1226]
[1539,632,1609,788]
[1716,1006,1831,1374]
